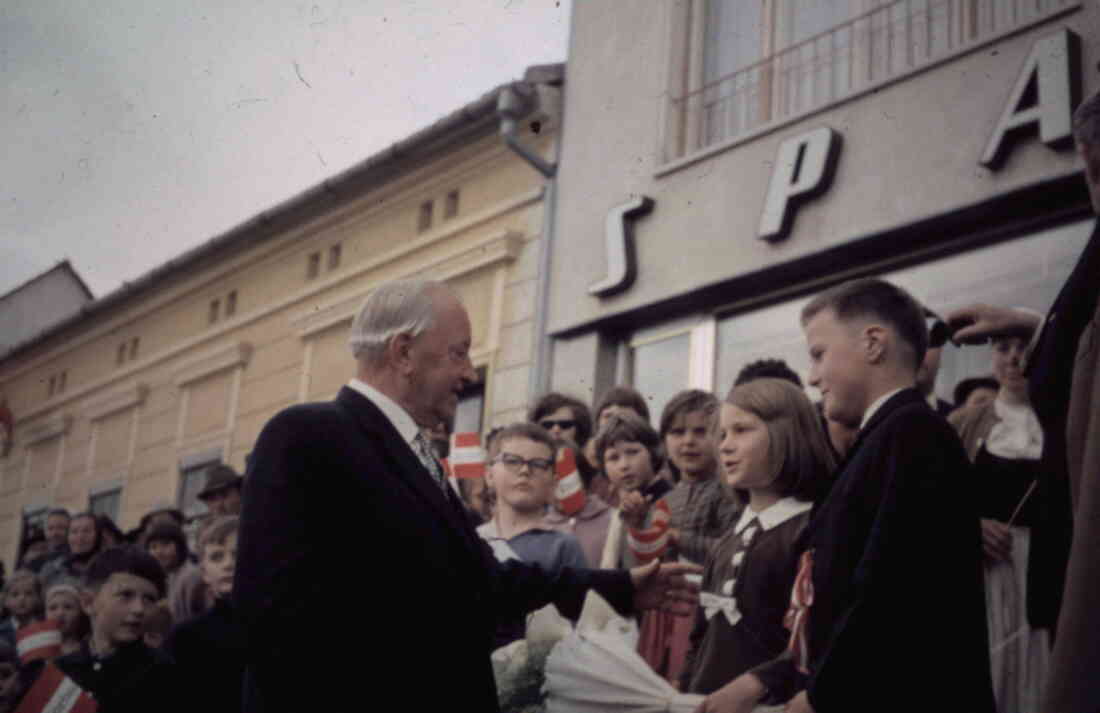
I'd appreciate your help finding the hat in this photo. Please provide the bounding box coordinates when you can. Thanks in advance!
[198,464,243,501]
[139,502,185,532]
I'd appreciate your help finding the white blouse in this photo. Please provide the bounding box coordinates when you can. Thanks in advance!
[986,395,1043,461]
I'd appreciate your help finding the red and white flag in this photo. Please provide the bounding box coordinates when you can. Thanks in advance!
[553,446,587,517]
[16,621,62,665]
[449,432,486,479]
[14,662,96,713]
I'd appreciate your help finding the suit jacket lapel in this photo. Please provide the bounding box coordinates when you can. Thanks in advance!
[336,387,481,558]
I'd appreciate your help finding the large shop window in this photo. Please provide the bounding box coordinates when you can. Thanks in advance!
[668,0,1077,161]
[626,318,715,425]
[714,219,1093,403]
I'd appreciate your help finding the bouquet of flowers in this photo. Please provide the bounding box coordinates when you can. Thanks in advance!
[492,604,574,713]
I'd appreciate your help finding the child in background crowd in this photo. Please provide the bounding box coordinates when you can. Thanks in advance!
[593,413,679,679]
[684,378,836,700]
[590,387,652,504]
[0,570,43,646]
[44,581,88,655]
[660,389,739,565]
[478,423,588,647]
[655,390,739,687]
[593,413,672,569]
[478,423,588,571]
[55,546,181,713]
[168,516,245,713]
[143,523,198,597]
[542,438,614,569]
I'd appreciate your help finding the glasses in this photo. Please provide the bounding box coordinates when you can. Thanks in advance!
[493,452,554,475]
[539,419,577,431]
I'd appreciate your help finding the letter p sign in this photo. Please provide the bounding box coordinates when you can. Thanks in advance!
[758,127,841,243]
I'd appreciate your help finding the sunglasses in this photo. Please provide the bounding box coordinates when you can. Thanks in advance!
[539,419,577,431]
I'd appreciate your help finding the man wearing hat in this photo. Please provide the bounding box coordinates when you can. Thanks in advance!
[197,465,243,517]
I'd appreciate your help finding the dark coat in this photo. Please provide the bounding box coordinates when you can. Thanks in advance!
[801,389,995,712]
[234,386,635,713]
[166,597,245,713]
[1028,220,1100,712]
[54,641,181,713]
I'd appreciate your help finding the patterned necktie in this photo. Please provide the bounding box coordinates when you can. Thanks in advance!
[412,431,446,491]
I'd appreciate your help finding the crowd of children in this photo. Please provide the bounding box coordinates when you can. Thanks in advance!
[0,468,245,712]
[452,277,1038,713]
[0,276,1054,712]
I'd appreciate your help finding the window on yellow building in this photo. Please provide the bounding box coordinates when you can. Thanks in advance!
[418,200,434,233]
[209,299,220,325]
[117,343,127,366]
[444,190,460,220]
[328,244,341,271]
[129,337,139,361]
[307,252,321,280]
[226,290,237,317]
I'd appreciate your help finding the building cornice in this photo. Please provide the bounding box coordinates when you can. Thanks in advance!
[293,229,526,339]
[86,384,149,422]
[24,414,72,446]
[174,343,253,388]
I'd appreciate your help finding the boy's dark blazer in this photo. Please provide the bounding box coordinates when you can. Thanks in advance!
[801,388,996,713]
[234,386,634,713]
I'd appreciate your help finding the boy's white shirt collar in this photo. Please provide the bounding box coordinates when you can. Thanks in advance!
[860,387,906,431]
[347,378,419,446]
[734,496,813,534]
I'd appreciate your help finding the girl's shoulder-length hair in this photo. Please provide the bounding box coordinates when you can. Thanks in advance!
[725,377,837,503]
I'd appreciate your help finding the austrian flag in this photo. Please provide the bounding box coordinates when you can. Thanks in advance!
[16,620,62,664]
[553,446,586,516]
[448,432,486,479]
[14,663,96,713]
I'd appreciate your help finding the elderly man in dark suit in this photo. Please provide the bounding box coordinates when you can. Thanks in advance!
[949,87,1100,713]
[234,279,698,712]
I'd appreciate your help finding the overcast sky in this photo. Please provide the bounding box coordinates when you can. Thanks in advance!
[1,0,572,297]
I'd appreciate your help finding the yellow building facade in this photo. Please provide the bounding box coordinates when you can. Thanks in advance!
[0,68,561,564]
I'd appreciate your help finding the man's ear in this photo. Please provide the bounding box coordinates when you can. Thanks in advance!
[863,325,888,364]
[387,333,415,375]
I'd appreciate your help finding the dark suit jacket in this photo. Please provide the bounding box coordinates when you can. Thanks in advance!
[1025,220,1100,632]
[234,386,634,712]
[801,389,995,713]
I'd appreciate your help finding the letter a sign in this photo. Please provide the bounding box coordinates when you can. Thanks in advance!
[981,29,1080,169]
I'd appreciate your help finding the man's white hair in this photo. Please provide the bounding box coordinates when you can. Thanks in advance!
[348,279,443,364]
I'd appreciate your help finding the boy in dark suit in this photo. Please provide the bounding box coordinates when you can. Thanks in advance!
[703,279,995,713]
[55,546,181,713]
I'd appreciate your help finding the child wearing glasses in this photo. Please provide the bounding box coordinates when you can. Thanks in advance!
[477,423,588,571]
[477,423,588,647]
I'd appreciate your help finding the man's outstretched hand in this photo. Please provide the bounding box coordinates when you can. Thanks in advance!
[629,559,702,615]
[946,304,1040,344]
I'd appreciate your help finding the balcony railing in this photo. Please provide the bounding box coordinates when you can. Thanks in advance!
[667,0,1077,162]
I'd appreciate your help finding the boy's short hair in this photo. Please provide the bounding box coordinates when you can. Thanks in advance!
[592,412,663,471]
[198,516,239,559]
[726,378,837,503]
[594,386,651,425]
[734,358,803,388]
[801,278,929,370]
[47,508,71,520]
[528,392,594,447]
[84,546,167,599]
[487,422,556,460]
